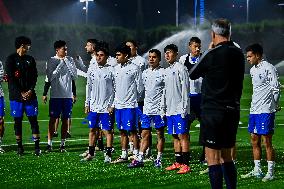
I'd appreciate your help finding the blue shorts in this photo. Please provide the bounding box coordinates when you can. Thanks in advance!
[141,114,166,130]
[49,98,73,119]
[87,112,113,131]
[115,108,137,131]
[10,100,38,118]
[167,114,189,135]
[248,113,275,135]
[189,93,201,122]
[0,97,5,117]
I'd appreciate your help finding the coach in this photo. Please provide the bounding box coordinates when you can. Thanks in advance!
[189,18,245,189]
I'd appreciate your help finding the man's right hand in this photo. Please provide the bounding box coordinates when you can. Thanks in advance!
[85,106,90,114]
[42,96,48,104]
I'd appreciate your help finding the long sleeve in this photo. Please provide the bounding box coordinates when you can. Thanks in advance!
[29,58,38,91]
[46,59,65,82]
[268,66,281,105]
[65,57,78,80]
[160,87,166,116]
[135,69,143,99]
[5,56,16,84]
[72,80,77,96]
[0,61,4,82]
[85,70,91,107]
[75,56,88,73]
[43,81,51,96]
[179,67,190,117]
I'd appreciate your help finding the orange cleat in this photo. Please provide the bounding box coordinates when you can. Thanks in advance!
[177,164,191,174]
[165,162,182,171]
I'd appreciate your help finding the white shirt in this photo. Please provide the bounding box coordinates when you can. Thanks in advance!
[85,64,115,113]
[113,61,143,109]
[179,53,202,94]
[162,62,190,117]
[250,60,280,114]
[142,66,165,115]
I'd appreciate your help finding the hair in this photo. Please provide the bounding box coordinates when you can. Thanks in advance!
[54,40,66,50]
[96,41,110,56]
[245,43,263,56]
[211,18,231,37]
[148,49,161,60]
[126,40,138,47]
[189,37,201,45]
[87,39,99,45]
[164,44,178,53]
[115,44,131,57]
[15,36,31,49]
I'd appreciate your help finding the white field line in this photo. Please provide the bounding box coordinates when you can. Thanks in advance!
[4,117,85,124]
[2,131,198,147]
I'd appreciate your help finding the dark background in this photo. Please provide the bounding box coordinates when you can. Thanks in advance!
[2,0,284,28]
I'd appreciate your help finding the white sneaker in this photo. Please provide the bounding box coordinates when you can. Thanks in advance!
[241,170,264,179]
[143,156,154,162]
[79,149,89,157]
[262,173,274,182]
[199,167,209,175]
[80,154,94,162]
[0,146,4,154]
[104,155,112,163]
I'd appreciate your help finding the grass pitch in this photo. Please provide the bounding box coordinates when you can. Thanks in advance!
[0,75,283,189]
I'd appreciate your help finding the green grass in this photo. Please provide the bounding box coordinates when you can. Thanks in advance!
[0,75,284,189]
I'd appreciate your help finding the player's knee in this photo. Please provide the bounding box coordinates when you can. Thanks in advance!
[0,117,4,125]
[29,116,40,134]
[141,130,150,138]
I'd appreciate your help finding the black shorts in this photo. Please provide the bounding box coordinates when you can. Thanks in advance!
[200,108,239,150]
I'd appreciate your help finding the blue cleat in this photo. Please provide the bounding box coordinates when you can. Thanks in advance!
[128,160,144,168]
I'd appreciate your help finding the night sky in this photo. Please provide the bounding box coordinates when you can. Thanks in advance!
[2,0,284,28]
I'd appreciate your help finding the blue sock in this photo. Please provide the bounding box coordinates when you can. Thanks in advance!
[222,161,237,189]
[209,164,223,189]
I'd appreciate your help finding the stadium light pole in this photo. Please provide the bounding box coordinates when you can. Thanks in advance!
[80,0,94,24]
[176,0,179,27]
[246,0,249,23]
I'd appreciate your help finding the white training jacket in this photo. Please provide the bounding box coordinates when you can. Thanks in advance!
[142,66,165,115]
[130,55,148,102]
[179,53,203,95]
[85,64,115,113]
[161,62,190,117]
[46,56,77,98]
[0,61,4,97]
[113,61,143,109]
[250,60,280,114]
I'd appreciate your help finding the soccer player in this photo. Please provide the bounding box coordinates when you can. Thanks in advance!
[128,49,165,168]
[241,44,280,182]
[78,39,106,157]
[81,45,115,163]
[5,36,41,156]
[179,37,204,163]
[45,40,77,153]
[189,18,245,188]
[0,61,5,153]
[162,44,191,174]
[125,40,148,156]
[112,44,143,163]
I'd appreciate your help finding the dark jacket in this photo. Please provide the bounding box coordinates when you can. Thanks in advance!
[189,41,245,111]
[5,53,38,101]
